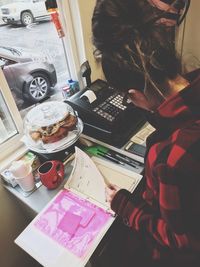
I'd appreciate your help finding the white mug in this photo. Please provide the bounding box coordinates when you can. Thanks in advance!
[14,166,35,192]
[10,160,30,178]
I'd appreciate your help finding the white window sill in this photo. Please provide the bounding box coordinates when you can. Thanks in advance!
[0,144,28,173]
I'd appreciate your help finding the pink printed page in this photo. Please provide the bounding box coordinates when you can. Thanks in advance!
[34,190,111,258]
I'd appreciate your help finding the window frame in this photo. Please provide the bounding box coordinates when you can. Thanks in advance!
[58,0,86,89]
[0,69,24,162]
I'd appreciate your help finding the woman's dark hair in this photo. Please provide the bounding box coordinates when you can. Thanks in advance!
[92,0,182,92]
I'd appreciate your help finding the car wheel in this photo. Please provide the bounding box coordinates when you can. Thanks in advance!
[21,11,34,26]
[24,72,51,103]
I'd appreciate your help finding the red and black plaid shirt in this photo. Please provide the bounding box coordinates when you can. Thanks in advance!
[111,69,200,262]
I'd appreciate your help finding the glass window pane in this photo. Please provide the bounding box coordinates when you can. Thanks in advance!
[0,90,18,144]
[0,0,71,112]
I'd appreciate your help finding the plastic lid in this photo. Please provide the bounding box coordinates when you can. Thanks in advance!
[25,101,73,127]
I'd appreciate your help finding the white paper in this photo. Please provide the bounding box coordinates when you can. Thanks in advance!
[65,147,107,206]
[65,147,142,210]
[131,122,155,145]
[15,190,114,267]
[80,90,97,103]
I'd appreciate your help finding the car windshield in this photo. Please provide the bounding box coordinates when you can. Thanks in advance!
[0,46,21,56]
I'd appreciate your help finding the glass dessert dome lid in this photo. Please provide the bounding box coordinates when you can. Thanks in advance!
[25,101,73,127]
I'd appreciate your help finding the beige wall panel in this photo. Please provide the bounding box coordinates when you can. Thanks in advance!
[78,0,104,82]
[179,1,200,71]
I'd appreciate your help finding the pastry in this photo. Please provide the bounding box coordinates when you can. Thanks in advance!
[30,131,41,141]
[60,114,77,130]
[41,127,69,144]
[29,113,77,144]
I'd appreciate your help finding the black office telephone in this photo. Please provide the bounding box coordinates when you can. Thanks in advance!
[66,79,146,147]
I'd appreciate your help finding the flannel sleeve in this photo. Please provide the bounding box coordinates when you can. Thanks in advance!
[111,164,190,250]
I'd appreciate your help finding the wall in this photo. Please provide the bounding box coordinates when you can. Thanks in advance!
[77,0,104,82]
[177,1,200,72]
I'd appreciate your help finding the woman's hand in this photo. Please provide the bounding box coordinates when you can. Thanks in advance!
[105,184,120,204]
[128,89,152,111]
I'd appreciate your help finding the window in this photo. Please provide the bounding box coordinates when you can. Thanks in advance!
[0,0,85,162]
[0,0,84,111]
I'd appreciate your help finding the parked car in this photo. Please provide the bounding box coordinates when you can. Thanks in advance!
[0,46,57,103]
[0,0,50,26]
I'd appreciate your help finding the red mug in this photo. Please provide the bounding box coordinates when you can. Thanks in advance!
[38,160,64,189]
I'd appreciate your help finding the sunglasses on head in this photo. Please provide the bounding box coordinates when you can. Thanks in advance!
[162,0,190,25]
[145,0,190,26]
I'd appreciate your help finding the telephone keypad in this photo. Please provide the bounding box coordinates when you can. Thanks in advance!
[92,94,127,122]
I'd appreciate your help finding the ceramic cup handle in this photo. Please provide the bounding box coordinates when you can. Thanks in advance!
[55,161,64,180]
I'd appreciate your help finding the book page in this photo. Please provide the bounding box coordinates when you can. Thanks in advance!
[34,190,111,258]
[65,147,107,207]
[15,189,114,267]
[93,157,138,191]
[64,147,142,209]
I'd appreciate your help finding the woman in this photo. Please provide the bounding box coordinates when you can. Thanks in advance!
[92,1,200,266]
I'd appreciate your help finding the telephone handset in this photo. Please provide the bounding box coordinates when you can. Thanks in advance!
[66,79,145,147]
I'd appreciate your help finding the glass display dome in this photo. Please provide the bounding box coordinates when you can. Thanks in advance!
[23,101,83,153]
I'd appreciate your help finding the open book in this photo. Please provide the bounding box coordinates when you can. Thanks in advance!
[15,147,142,267]
[65,147,142,212]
